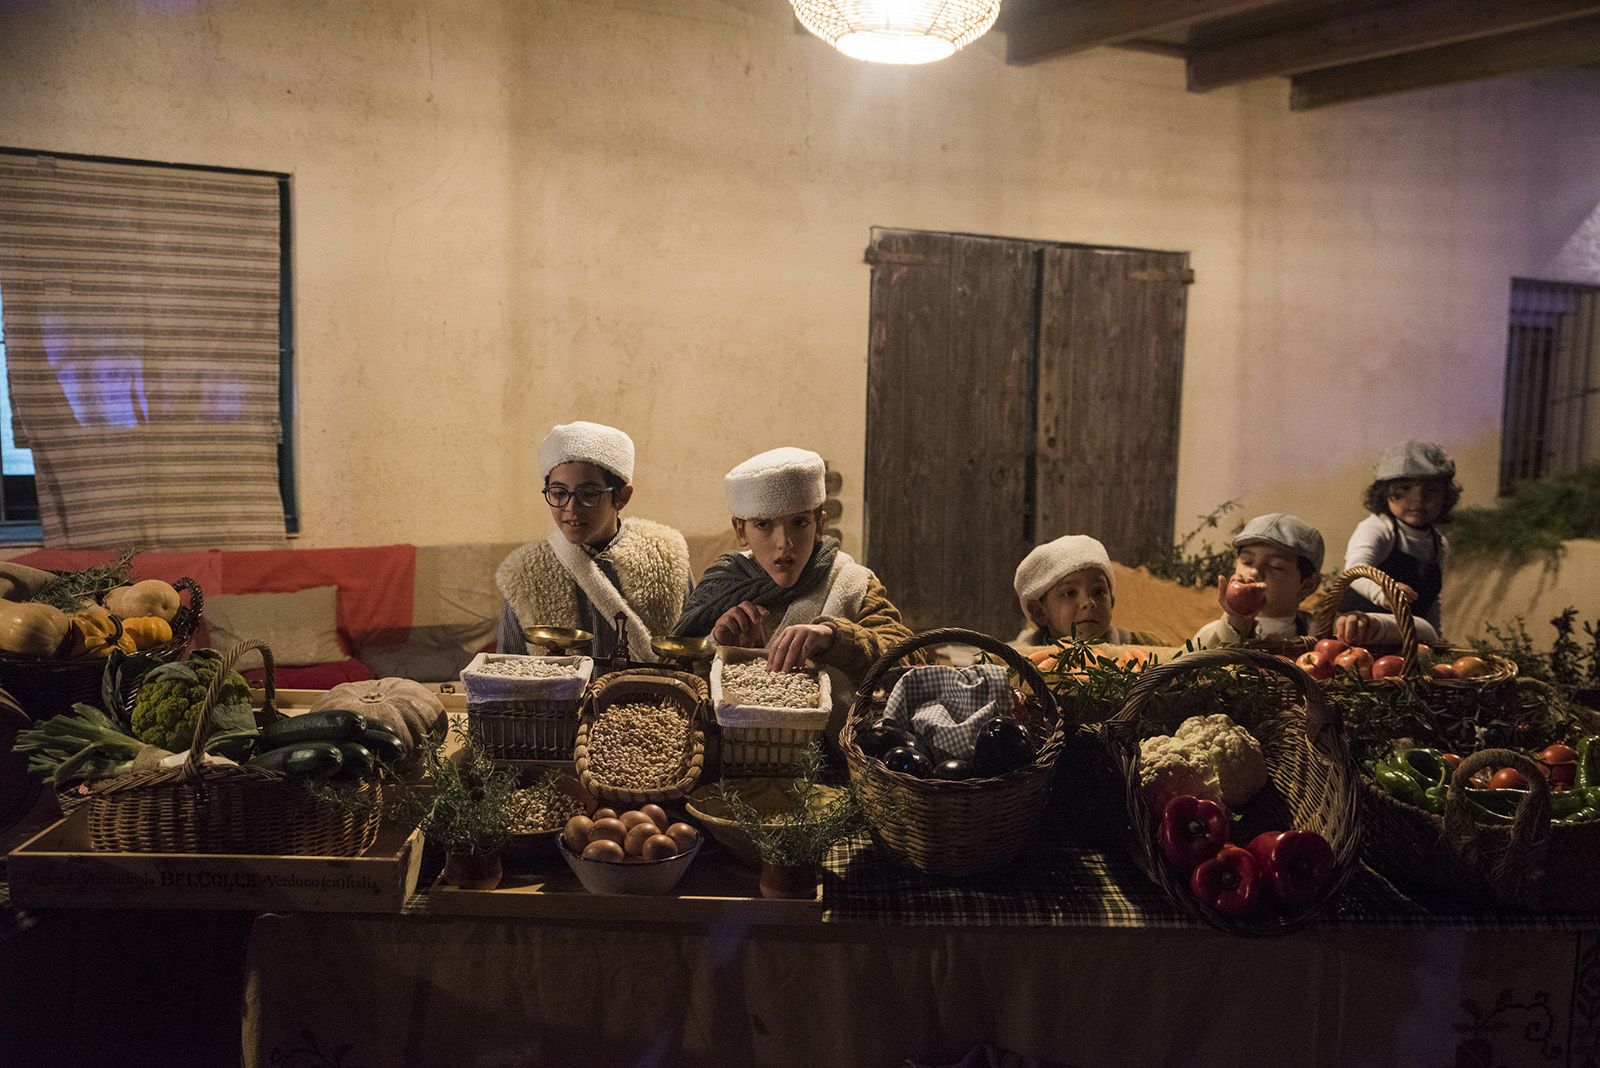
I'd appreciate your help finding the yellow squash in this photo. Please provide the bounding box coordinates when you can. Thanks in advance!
[121,615,173,651]
[104,580,181,622]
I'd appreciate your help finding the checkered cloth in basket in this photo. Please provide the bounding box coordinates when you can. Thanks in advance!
[883,664,1013,763]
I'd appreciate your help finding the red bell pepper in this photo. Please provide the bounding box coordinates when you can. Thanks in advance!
[1189,844,1261,919]
[1246,830,1335,909]
[1159,795,1228,873]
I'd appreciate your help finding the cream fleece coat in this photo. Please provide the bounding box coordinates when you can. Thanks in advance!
[496,517,691,662]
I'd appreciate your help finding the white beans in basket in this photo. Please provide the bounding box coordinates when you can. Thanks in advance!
[588,700,689,789]
[721,661,821,709]
[473,658,580,679]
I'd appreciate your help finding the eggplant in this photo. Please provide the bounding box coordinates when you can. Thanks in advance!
[883,744,933,778]
[931,758,972,781]
[971,718,1035,778]
[857,721,915,760]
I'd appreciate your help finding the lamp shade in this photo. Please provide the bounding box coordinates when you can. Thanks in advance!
[791,0,1003,65]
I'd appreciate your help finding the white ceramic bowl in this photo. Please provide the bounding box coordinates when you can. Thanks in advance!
[559,833,702,895]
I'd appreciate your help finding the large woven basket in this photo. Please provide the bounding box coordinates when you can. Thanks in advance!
[1312,565,1515,688]
[0,576,203,721]
[1362,746,1600,911]
[573,668,707,807]
[86,639,379,856]
[1105,647,1363,935]
[839,628,1064,878]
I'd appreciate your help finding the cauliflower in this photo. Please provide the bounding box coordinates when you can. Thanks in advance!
[130,650,252,751]
[1139,734,1223,814]
[1139,714,1268,813]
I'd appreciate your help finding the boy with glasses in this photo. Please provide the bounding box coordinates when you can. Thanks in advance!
[495,421,691,661]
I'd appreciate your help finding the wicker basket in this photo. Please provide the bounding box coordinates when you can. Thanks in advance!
[1312,566,1515,688]
[0,576,203,722]
[1105,647,1363,935]
[573,667,707,807]
[711,647,830,776]
[839,628,1064,878]
[1362,746,1600,911]
[462,653,593,763]
[86,639,380,856]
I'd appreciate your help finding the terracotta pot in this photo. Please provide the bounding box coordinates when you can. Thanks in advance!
[758,859,817,900]
[443,850,503,891]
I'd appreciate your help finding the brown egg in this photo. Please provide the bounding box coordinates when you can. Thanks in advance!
[562,815,593,853]
[588,817,628,846]
[620,810,656,831]
[624,821,659,856]
[641,834,678,861]
[581,839,625,862]
[664,822,698,852]
[640,804,669,831]
[591,807,619,822]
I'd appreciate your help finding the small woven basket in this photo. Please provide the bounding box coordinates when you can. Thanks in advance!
[0,576,203,721]
[1363,746,1600,911]
[840,628,1064,878]
[1312,566,1515,688]
[573,667,707,807]
[1105,647,1363,935]
[462,654,593,763]
[86,639,380,856]
[711,647,830,777]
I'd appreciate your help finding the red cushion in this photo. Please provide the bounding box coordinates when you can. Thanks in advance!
[220,545,416,650]
[243,657,375,691]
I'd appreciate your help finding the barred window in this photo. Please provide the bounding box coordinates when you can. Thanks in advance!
[1500,278,1600,495]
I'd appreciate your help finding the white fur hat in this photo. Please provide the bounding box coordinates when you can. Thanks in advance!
[538,421,635,483]
[1014,535,1115,615]
[725,447,825,519]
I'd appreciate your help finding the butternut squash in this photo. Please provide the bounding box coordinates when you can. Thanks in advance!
[0,562,55,603]
[104,580,181,622]
[0,602,71,657]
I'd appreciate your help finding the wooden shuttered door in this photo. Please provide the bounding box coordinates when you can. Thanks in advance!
[866,229,1189,639]
[0,153,287,549]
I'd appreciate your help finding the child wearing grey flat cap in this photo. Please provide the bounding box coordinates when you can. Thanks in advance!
[1335,440,1458,647]
[1190,513,1325,649]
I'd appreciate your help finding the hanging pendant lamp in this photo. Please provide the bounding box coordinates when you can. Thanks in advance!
[791,0,1003,65]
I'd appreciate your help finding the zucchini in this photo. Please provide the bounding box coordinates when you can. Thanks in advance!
[358,727,407,768]
[248,741,345,779]
[259,710,366,749]
[336,742,375,780]
[204,732,258,763]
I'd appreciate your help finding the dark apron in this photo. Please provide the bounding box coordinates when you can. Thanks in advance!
[1337,514,1442,619]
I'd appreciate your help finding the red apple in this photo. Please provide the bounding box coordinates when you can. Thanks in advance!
[1430,663,1459,680]
[1314,638,1349,664]
[1224,579,1267,616]
[1334,647,1374,680]
[1451,655,1491,679]
[1295,650,1334,681]
[1370,655,1406,680]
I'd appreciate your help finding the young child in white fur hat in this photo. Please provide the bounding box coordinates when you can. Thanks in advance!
[674,447,912,680]
[496,420,692,662]
[1012,534,1154,648]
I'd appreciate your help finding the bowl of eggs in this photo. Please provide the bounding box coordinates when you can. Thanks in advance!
[558,803,702,895]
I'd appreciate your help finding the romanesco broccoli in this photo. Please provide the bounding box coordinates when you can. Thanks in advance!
[129,651,252,751]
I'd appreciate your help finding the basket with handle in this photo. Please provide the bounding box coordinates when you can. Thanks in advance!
[1362,746,1600,911]
[1312,565,1514,688]
[839,628,1065,878]
[0,576,204,722]
[85,638,380,855]
[573,667,707,807]
[1104,647,1362,935]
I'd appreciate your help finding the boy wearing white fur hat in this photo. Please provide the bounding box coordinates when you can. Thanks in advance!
[1012,534,1155,648]
[496,421,691,662]
[674,447,911,680]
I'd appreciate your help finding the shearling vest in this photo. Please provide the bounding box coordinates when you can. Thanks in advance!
[496,517,691,662]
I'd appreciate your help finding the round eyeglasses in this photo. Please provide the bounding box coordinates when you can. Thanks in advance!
[543,485,615,509]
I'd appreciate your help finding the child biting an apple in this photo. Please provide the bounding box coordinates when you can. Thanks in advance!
[1189,513,1325,649]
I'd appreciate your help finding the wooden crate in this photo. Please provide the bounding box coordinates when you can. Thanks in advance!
[6,808,423,913]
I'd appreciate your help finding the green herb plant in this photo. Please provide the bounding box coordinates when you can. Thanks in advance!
[1450,465,1600,561]
[386,721,532,857]
[28,549,136,612]
[1147,500,1244,590]
[713,745,866,869]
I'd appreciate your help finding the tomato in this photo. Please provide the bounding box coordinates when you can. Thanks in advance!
[1224,580,1267,616]
[1314,638,1348,664]
[1295,650,1334,681]
[1538,743,1577,767]
[1489,767,1529,790]
[1451,655,1491,679]
[1334,647,1374,680]
[1441,753,1461,768]
[1371,655,1406,680]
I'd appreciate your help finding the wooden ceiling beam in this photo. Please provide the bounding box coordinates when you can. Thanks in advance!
[1189,0,1600,91]
[1004,0,1281,66]
[1290,11,1600,110]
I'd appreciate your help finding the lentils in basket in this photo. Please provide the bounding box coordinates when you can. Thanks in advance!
[721,661,821,709]
[474,658,580,679]
[588,700,689,789]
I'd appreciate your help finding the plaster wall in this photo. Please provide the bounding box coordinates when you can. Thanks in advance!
[1,0,1598,590]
